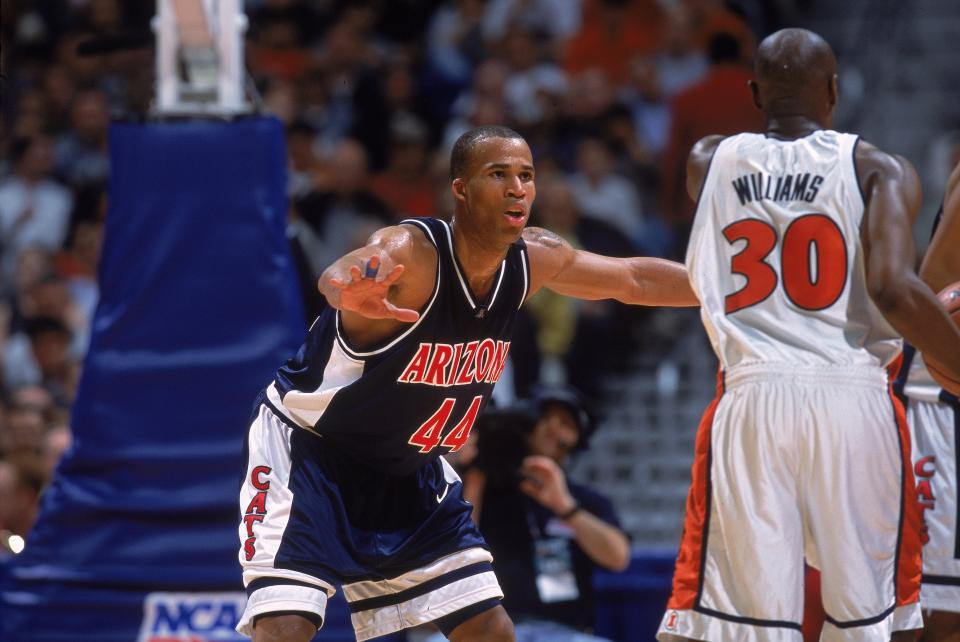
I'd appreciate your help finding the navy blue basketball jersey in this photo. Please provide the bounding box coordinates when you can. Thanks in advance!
[265,217,530,475]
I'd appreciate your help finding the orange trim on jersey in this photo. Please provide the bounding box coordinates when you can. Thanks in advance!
[667,369,725,610]
[889,385,922,606]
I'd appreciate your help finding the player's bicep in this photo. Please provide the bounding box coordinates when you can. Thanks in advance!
[861,155,921,303]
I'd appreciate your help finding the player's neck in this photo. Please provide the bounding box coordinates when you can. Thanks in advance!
[764,114,830,140]
[450,218,510,297]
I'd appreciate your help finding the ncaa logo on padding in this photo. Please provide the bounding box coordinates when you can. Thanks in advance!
[137,592,247,642]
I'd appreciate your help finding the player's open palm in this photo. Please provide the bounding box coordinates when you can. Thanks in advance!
[328,255,420,323]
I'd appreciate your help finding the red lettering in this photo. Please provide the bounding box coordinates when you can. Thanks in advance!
[485,341,510,383]
[408,398,456,452]
[916,479,936,502]
[251,466,272,490]
[399,343,432,383]
[918,503,934,545]
[446,343,463,385]
[440,396,483,451]
[244,537,257,561]
[424,344,455,385]
[243,513,265,537]
[245,490,268,515]
[474,339,495,382]
[456,341,479,385]
[914,456,936,478]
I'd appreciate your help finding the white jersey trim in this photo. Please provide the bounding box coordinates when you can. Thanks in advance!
[440,220,507,314]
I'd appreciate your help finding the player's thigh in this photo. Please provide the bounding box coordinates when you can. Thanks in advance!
[447,605,514,642]
[701,385,806,616]
[805,383,920,634]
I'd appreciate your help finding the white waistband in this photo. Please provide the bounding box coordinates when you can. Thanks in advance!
[724,362,889,390]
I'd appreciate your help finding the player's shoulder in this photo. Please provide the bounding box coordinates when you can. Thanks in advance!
[522,226,568,252]
[369,222,437,262]
[853,139,917,180]
[853,139,919,199]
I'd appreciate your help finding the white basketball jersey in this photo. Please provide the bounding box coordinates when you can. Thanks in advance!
[687,130,901,370]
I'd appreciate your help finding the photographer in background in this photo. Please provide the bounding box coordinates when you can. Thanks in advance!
[463,386,630,642]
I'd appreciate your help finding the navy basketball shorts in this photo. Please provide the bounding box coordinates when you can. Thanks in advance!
[236,400,503,640]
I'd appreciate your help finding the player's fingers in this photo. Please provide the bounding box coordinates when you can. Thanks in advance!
[349,265,363,281]
[384,300,420,323]
[364,255,381,279]
[328,278,348,290]
[381,264,405,285]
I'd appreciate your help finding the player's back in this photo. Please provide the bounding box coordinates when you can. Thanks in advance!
[687,130,901,370]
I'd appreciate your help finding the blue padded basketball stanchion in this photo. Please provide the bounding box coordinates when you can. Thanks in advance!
[1,117,306,642]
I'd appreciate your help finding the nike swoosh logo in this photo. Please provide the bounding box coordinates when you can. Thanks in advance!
[436,484,449,504]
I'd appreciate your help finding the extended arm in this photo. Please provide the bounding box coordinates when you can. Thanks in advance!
[523,227,698,307]
[919,160,960,291]
[858,144,960,380]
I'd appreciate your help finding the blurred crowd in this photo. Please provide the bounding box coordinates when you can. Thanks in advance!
[0,0,781,547]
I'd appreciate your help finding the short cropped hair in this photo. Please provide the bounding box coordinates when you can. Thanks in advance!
[450,125,524,180]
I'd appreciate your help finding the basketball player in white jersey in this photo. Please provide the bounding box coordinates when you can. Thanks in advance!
[896,161,960,642]
[657,29,960,642]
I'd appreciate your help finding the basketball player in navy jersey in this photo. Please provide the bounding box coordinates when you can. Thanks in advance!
[895,161,960,642]
[236,125,699,642]
[657,29,960,642]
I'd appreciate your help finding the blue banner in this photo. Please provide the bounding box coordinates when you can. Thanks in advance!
[2,118,305,641]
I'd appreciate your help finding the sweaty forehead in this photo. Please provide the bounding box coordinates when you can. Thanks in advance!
[468,137,533,173]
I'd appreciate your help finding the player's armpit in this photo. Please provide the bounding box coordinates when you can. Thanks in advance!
[685,135,725,202]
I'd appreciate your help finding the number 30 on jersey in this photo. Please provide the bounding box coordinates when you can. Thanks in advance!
[724,213,848,314]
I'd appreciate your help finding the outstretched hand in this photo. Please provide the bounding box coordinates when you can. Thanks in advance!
[327,255,420,323]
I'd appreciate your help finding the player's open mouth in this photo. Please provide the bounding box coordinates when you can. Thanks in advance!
[504,208,526,226]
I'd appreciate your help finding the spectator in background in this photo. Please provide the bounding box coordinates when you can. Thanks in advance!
[286,120,321,200]
[294,139,393,272]
[0,136,73,279]
[660,32,762,249]
[425,0,487,88]
[369,115,435,218]
[500,25,569,127]
[0,455,48,542]
[482,0,583,48]
[655,5,708,98]
[1,403,47,458]
[463,388,629,641]
[620,56,672,156]
[563,0,664,85]
[568,137,645,247]
[54,88,110,187]
[43,423,72,477]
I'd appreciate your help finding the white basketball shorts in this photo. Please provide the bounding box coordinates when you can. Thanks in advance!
[905,394,960,613]
[658,364,922,642]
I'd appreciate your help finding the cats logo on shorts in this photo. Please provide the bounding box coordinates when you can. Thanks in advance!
[137,592,247,642]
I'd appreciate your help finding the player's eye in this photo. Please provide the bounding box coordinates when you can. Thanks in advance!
[491,171,505,178]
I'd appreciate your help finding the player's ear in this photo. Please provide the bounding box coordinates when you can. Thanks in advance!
[452,178,467,203]
[828,73,838,109]
[748,80,763,111]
